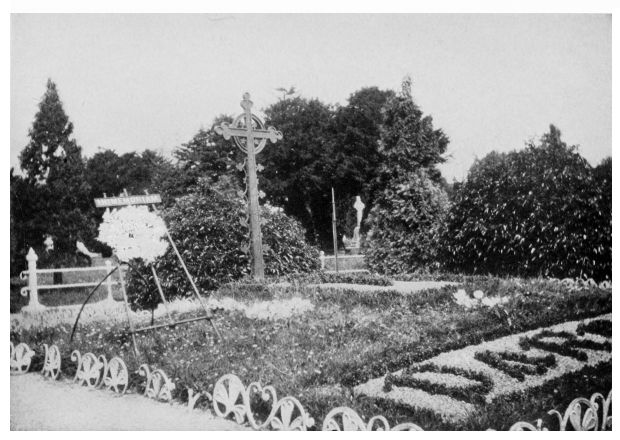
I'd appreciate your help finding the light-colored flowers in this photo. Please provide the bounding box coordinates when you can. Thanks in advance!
[452,289,509,309]
[97,206,168,263]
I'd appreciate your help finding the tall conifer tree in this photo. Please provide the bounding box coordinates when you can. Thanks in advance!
[14,79,95,265]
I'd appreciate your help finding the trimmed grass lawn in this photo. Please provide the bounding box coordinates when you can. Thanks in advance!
[11,276,611,430]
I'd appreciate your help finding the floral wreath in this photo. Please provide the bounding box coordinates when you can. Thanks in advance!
[97,205,169,264]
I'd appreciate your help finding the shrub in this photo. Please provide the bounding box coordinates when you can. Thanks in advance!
[442,125,611,281]
[364,169,450,274]
[125,177,319,309]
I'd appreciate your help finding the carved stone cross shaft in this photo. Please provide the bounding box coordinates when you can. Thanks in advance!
[215,93,282,279]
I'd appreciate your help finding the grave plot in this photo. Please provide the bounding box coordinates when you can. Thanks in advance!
[12,277,612,430]
[354,314,612,423]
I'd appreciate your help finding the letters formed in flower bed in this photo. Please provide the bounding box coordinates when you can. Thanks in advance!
[355,315,612,423]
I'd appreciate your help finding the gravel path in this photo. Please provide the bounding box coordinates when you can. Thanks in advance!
[11,374,247,430]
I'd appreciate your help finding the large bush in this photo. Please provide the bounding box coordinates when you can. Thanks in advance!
[363,77,450,275]
[125,177,319,309]
[442,125,610,281]
[364,169,450,274]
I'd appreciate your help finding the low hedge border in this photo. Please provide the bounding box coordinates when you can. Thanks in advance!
[474,350,556,381]
[576,319,612,338]
[285,271,394,286]
[383,363,494,405]
[519,329,611,362]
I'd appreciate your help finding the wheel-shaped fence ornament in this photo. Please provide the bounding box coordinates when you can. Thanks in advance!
[322,407,368,431]
[42,344,61,379]
[72,350,105,388]
[507,390,612,431]
[139,364,175,402]
[243,381,279,429]
[187,388,212,412]
[549,397,599,431]
[599,391,612,430]
[589,391,613,431]
[212,374,248,424]
[390,422,425,431]
[508,419,546,431]
[265,396,314,431]
[10,342,35,374]
[103,356,129,394]
[321,407,420,431]
[367,415,391,431]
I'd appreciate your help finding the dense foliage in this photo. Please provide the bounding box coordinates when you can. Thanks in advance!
[11,80,97,275]
[171,114,241,191]
[365,170,450,274]
[442,125,611,281]
[260,89,395,249]
[125,177,319,309]
[364,78,450,274]
[86,149,176,203]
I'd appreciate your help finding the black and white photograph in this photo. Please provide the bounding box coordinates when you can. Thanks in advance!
[8,3,615,432]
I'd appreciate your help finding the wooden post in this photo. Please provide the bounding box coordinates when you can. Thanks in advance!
[331,188,339,273]
[150,265,172,322]
[117,264,140,358]
[104,260,115,304]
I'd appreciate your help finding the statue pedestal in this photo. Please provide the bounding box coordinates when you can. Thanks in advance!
[90,255,106,267]
[320,252,366,272]
[346,247,361,255]
[343,226,362,255]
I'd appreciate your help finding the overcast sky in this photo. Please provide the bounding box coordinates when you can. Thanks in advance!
[10,14,611,181]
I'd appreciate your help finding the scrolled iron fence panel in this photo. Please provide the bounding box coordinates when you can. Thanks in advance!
[9,341,613,431]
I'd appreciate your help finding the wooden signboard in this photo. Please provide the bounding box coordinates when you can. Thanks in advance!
[94,194,162,208]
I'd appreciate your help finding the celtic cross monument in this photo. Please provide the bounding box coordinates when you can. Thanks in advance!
[215,93,283,279]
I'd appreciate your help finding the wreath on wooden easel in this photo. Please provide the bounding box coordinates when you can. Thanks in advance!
[97,205,168,263]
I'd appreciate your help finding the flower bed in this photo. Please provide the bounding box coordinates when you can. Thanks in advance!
[10,276,611,429]
[355,314,611,423]
[473,351,556,381]
[576,319,611,338]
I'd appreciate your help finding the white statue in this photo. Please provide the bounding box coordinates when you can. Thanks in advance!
[353,196,365,230]
[44,235,54,252]
[76,241,101,259]
[343,196,365,254]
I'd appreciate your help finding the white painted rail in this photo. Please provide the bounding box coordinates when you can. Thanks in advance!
[18,248,121,311]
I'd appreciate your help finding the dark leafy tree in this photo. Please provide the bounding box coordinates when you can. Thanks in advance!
[442,125,610,280]
[375,76,449,187]
[261,96,335,247]
[173,115,239,189]
[86,148,177,200]
[329,87,395,239]
[10,168,48,275]
[365,77,451,273]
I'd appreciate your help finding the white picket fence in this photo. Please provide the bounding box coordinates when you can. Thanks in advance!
[19,247,121,312]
